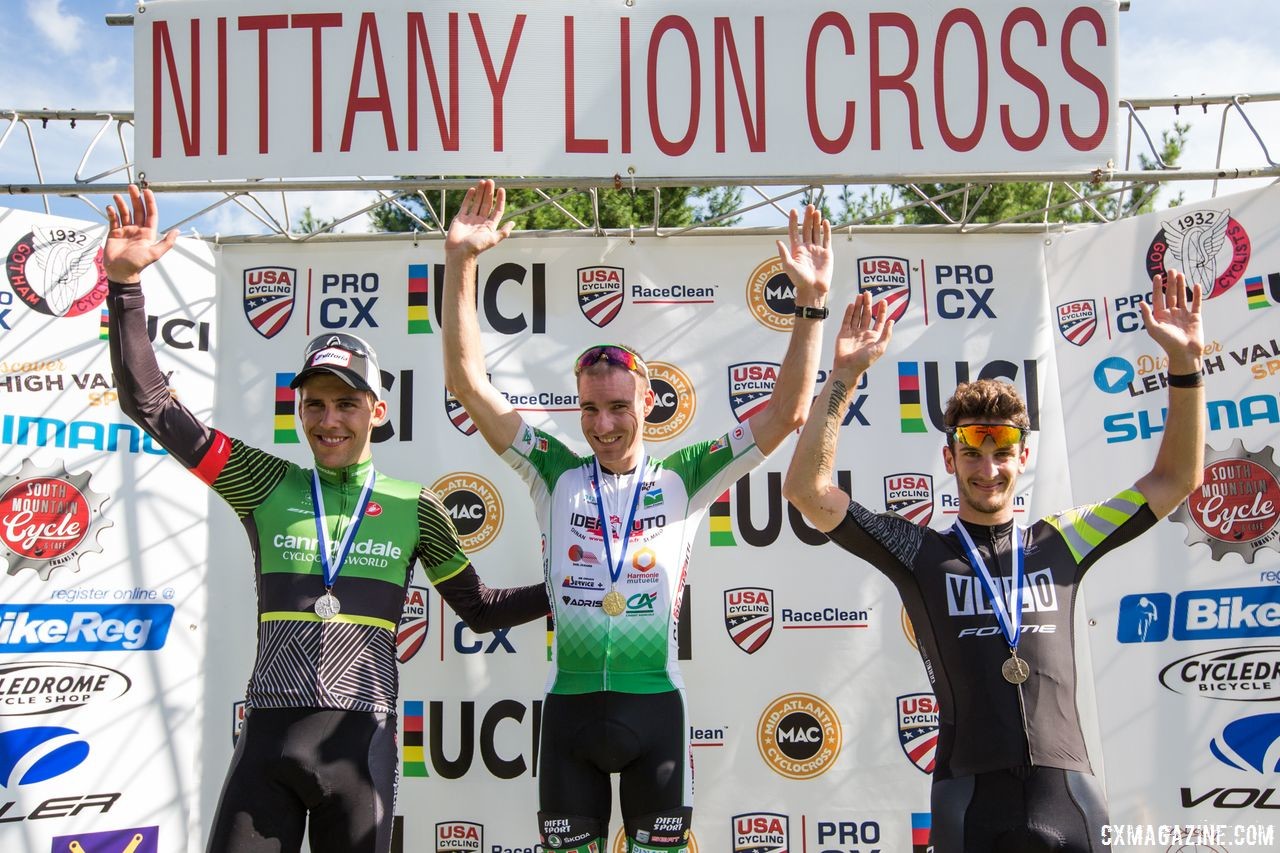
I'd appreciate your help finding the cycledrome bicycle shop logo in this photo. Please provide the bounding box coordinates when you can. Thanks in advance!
[1169,439,1280,563]
[0,458,112,580]
[884,473,933,526]
[745,256,796,332]
[49,826,159,853]
[577,265,625,327]
[897,693,940,774]
[242,266,297,339]
[1055,298,1097,347]
[857,255,912,323]
[724,587,773,654]
[1144,207,1250,300]
[430,472,503,552]
[644,361,695,442]
[436,820,482,853]
[728,362,777,423]
[0,660,131,716]
[5,225,107,321]
[398,584,429,663]
[1159,645,1280,701]
[756,692,842,780]
[732,813,787,853]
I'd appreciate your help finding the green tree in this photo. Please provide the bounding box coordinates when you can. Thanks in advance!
[830,121,1189,226]
[295,206,336,234]
[371,184,743,232]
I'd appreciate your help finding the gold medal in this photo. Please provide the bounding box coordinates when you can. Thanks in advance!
[602,589,626,617]
[1001,651,1030,684]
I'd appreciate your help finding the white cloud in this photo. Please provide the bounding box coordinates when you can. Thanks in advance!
[25,0,88,56]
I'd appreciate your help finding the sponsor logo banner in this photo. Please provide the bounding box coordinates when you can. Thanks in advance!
[0,661,131,716]
[0,458,112,580]
[50,826,159,853]
[1159,646,1280,701]
[0,724,90,786]
[1170,440,1280,563]
[756,693,842,780]
[0,603,174,653]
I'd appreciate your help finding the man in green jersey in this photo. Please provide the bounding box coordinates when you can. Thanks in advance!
[104,185,548,853]
[442,180,831,853]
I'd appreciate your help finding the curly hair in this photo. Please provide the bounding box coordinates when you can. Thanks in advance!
[943,379,1030,437]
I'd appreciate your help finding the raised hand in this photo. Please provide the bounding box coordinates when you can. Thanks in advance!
[775,204,833,303]
[833,292,894,376]
[104,186,179,284]
[1140,269,1204,371]
[445,179,514,258]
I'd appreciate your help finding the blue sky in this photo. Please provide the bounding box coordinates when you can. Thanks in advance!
[2,0,1277,234]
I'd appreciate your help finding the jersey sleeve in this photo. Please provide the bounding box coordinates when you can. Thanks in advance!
[108,281,290,518]
[416,486,551,632]
[663,420,767,507]
[501,419,587,501]
[825,500,925,585]
[1041,487,1158,575]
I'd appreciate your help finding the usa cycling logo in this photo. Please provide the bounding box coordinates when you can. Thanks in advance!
[1056,299,1097,346]
[729,362,778,423]
[578,266,624,328]
[1169,439,1280,563]
[724,587,773,654]
[445,387,478,436]
[884,473,933,526]
[731,813,788,853]
[436,821,483,853]
[0,458,112,579]
[242,266,297,339]
[0,725,89,786]
[897,693,939,774]
[398,584,429,663]
[1209,713,1280,772]
[1145,208,1250,300]
[858,256,911,322]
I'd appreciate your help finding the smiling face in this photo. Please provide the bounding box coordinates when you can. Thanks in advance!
[298,373,387,469]
[942,418,1030,524]
[577,364,654,474]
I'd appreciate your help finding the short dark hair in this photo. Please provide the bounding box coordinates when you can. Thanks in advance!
[943,379,1030,441]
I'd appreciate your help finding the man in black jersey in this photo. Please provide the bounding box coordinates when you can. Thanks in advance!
[784,274,1205,853]
[103,185,549,853]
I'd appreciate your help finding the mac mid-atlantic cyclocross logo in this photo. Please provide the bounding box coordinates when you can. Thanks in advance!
[0,458,112,580]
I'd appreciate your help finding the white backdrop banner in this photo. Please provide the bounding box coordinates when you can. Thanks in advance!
[6,188,1279,852]
[134,0,1120,181]
[0,209,215,852]
[1048,183,1280,851]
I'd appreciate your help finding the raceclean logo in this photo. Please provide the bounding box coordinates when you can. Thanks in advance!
[0,604,173,652]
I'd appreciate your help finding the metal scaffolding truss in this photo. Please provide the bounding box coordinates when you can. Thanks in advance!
[3,92,1278,242]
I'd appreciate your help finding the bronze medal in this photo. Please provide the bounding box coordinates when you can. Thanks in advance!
[602,589,626,617]
[1001,652,1030,684]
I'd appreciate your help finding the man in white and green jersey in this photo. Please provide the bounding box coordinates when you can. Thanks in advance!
[442,180,833,853]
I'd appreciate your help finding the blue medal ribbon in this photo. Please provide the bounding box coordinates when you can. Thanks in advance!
[311,468,376,590]
[590,455,647,589]
[952,521,1025,651]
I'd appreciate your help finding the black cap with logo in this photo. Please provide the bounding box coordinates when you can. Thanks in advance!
[289,333,382,400]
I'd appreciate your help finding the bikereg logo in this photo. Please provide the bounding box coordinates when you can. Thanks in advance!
[0,458,112,579]
[1170,440,1280,563]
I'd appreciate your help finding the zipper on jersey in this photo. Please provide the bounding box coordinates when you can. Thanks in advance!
[990,526,1035,765]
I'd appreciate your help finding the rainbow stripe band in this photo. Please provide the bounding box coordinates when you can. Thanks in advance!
[274,372,299,443]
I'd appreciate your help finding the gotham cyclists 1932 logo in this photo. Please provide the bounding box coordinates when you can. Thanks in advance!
[6,227,107,318]
[1145,209,1250,300]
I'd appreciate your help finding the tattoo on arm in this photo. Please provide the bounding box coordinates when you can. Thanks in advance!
[820,380,850,475]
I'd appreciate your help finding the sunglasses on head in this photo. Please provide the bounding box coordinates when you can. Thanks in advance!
[946,423,1027,449]
[574,345,647,378]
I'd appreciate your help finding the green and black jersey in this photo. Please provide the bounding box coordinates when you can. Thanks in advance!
[108,281,548,715]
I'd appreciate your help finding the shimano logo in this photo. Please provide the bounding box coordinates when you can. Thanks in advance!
[0,604,173,652]
[945,567,1059,617]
